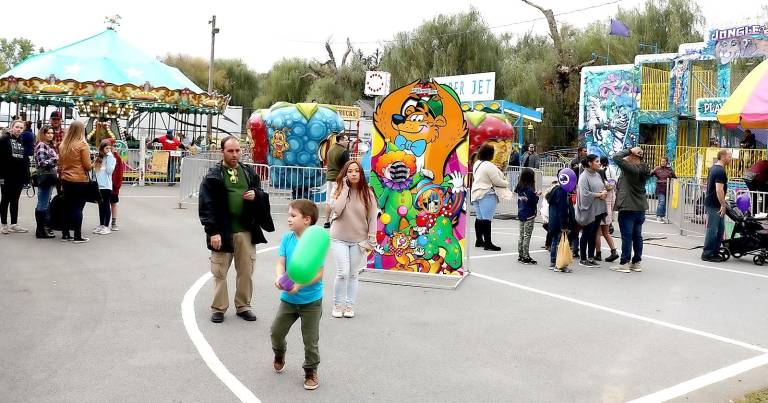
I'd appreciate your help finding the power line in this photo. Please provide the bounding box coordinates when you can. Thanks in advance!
[280,0,626,46]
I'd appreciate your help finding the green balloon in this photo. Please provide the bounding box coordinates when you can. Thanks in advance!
[287,226,330,284]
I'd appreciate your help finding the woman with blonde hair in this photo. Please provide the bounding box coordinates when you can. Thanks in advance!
[329,160,377,319]
[33,125,59,238]
[58,121,93,243]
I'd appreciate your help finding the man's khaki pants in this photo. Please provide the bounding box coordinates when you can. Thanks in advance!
[210,232,256,313]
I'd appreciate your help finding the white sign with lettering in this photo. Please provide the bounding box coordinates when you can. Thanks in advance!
[433,72,495,102]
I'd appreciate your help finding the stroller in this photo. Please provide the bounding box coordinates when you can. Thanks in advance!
[721,198,768,266]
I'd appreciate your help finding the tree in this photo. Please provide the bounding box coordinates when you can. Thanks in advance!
[214,58,261,107]
[161,53,228,92]
[252,58,314,108]
[380,9,510,89]
[0,37,36,74]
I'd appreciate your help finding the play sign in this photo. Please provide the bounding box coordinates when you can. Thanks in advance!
[695,97,727,121]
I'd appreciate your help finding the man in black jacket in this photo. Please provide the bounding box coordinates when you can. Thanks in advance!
[199,136,274,323]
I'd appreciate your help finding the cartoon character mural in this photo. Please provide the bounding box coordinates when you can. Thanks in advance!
[465,111,516,170]
[710,25,768,65]
[247,109,269,164]
[579,68,639,158]
[369,79,469,275]
[265,102,344,201]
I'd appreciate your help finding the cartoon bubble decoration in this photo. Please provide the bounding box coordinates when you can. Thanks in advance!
[417,235,429,246]
[558,168,577,193]
[380,213,392,225]
[397,205,408,217]
[736,192,751,213]
[248,109,269,164]
[265,102,344,201]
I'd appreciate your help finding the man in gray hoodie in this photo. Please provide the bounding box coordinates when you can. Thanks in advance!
[611,147,650,273]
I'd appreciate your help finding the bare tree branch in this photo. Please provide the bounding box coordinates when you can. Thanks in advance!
[340,38,353,67]
[324,40,337,74]
[521,0,563,61]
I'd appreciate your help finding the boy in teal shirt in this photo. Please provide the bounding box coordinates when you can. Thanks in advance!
[271,199,324,390]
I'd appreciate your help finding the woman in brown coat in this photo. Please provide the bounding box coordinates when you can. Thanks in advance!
[58,121,93,243]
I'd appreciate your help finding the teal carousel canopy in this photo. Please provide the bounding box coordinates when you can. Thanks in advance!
[0,28,228,116]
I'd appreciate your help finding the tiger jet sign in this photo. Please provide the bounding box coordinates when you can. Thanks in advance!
[434,72,495,102]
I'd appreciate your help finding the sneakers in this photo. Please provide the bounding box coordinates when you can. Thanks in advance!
[1,225,9,234]
[73,237,90,244]
[701,255,726,263]
[331,305,343,318]
[593,252,602,261]
[303,368,319,390]
[110,223,119,231]
[343,306,355,318]
[519,257,537,265]
[93,226,103,234]
[61,233,73,242]
[579,260,599,268]
[629,262,643,272]
[8,224,28,233]
[553,266,573,273]
[610,263,631,273]
[95,226,111,235]
[273,355,285,373]
[604,250,620,263]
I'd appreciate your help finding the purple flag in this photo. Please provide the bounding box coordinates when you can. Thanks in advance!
[610,19,630,37]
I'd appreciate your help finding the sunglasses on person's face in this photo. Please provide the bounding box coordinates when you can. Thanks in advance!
[227,168,238,184]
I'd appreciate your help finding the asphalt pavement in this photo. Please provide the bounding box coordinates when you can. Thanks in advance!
[1,185,766,403]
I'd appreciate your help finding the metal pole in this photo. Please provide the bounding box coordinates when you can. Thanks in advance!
[206,15,219,149]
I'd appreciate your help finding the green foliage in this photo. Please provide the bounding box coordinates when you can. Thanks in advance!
[380,9,510,89]
[252,58,314,108]
[0,37,37,74]
[162,54,261,108]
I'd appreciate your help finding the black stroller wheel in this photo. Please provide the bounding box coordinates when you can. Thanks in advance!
[732,251,742,259]
[719,247,731,261]
[754,255,765,266]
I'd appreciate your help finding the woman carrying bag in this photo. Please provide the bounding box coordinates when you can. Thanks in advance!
[33,125,59,238]
[58,121,93,243]
[471,143,512,251]
[329,160,377,319]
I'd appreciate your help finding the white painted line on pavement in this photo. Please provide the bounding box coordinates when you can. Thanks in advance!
[482,233,768,280]
[181,246,278,403]
[471,271,768,354]
[642,255,768,280]
[627,353,768,403]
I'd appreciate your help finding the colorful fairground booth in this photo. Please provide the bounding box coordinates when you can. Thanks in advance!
[578,23,768,183]
[0,27,229,184]
[356,74,543,289]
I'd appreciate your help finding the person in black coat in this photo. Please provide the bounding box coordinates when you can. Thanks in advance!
[199,136,274,323]
[0,120,31,234]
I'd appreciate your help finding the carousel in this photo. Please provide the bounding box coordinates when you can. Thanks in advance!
[0,24,229,147]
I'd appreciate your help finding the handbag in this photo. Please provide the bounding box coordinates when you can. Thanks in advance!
[33,165,58,188]
[555,231,573,269]
[84,166,102,204]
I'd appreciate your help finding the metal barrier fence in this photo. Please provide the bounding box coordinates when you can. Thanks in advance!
[495,166,545,218]
[539,161,566,177]
[177,155,327,212]
[666,179,768,237]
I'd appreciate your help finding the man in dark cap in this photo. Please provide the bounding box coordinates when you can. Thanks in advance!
[50,111,65,150]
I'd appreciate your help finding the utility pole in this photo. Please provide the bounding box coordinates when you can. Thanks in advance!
[206,15,219,148]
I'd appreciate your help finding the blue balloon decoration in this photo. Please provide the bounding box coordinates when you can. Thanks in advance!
[418,235,429,246]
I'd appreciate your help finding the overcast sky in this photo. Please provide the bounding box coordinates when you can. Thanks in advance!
[3,0,766,73]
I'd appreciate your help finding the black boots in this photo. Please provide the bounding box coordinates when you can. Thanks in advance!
[474,219,485,247]
[477,220,501,251]
[35,210,55,239]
